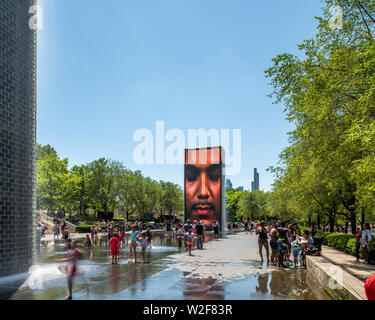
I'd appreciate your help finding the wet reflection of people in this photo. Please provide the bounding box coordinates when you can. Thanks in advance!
[109,264,121,294]
[183,278,224,300]
[256,273,269,295]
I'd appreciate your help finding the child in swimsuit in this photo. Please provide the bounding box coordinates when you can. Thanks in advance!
[139,233,149,263]
[185,230,194,256]
[128,225,138,263]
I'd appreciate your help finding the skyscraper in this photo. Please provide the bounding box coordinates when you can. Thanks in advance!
[251,168,259,191]
[0,0,37,276]
[225,179,233,188]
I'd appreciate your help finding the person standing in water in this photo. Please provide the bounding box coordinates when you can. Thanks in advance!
[256,221,270,264]
[177,229,184,252]
[56,239,82,300]
[110,232,120,264]
[127,225,138,263]
[146,226,152,249]
[185,229,194,256]
[139,232,150,264]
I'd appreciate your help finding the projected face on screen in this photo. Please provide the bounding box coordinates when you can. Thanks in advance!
[184,147,222,228]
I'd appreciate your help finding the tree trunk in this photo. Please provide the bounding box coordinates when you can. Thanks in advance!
[361,209,365,227]
[345,220,348,234]
[329,212,335,233]
[317,212,321,229]
[308,215,312,228]
[350,211,356,235]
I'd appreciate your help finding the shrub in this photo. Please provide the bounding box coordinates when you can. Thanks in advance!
[345,238,356,255]
[76,225,93,233]
[325,233,353,250]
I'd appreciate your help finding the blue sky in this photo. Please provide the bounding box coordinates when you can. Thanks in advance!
[37,0,323,191]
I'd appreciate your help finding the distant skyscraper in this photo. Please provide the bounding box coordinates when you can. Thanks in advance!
[225,179,233,188]
[237,186,244,191]
[251,168,259,191]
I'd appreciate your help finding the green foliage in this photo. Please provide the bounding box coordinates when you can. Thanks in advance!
[345,238,361,257]
[325,233,354,251]
[225,188,270,222]
[75,225,93,233]
[265,0,375,229]
[36,144,69,212]
[36,144,183,221]
[225,188,243,222]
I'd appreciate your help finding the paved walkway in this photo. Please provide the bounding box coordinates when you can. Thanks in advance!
[321,245,375,282]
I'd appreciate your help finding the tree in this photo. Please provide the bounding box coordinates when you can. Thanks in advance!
[87,158,124,220]
[225,187,243,222]
[36,144,68,213]
[265,0,375,230]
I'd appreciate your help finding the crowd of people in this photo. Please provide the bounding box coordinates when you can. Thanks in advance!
[51,218,221,300]
[242,221,318,269]
[36,215,375,300]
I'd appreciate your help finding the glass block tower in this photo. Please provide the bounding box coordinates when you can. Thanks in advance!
[0,0,37,276]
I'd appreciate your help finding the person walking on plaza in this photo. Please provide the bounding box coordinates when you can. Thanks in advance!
[361,223,372,264]
[195,220,204,250]
[212,220,220,240]
[354,227,362,262]
[256,221,270,264]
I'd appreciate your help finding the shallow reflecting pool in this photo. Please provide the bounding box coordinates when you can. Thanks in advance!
[0,233,327,300]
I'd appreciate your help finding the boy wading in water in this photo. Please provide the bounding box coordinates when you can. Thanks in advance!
[127,225,138,263]
[185,230,194,256]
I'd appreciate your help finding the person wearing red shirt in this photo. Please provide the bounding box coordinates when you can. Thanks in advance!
[110,233,120,264]
[365,274,375,300]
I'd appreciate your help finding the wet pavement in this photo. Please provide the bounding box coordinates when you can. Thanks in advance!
[0,233,326,300]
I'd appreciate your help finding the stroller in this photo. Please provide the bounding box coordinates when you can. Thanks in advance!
[305,236,323,256]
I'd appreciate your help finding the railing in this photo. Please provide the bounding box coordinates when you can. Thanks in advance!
[37,212,76,232]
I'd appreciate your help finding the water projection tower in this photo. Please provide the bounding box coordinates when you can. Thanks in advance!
[0,0,37,276]
[184,147,225,231]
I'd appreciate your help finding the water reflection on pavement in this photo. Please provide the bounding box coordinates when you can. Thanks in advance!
[1,233,321,300]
